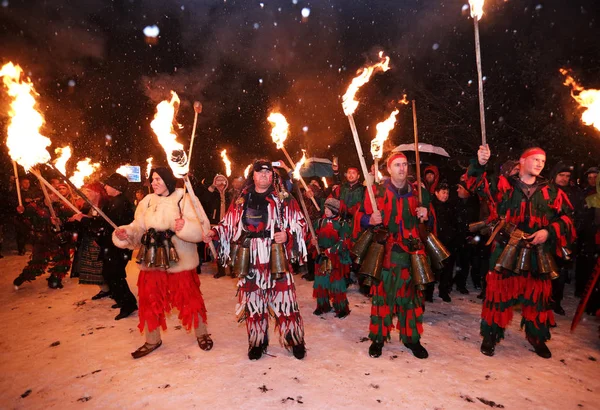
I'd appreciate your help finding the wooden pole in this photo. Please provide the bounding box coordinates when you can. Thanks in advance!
[473,18,487,146]
[294,183,320,254]
[12,160,22,207]
[38,176,62,230]
[374,158,380,183]
[412,100,423,204]
[30,169,81,215]
[183,175,218,260]
[280,146,321,211]
[347,114,378,213]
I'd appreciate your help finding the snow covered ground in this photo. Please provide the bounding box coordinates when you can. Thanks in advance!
[0,250,598,409]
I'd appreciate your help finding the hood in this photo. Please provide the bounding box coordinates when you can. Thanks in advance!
[423,165,439,194]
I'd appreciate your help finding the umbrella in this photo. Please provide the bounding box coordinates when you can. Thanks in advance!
[392,143,450,157]
[299,157,333,178]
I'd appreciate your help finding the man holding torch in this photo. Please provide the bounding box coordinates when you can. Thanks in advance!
[354,152,431,359]
[204,160,308,361]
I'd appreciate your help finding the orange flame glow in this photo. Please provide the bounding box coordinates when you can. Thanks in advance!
[243,164,252,179]
[469,0,484,21]
[293,149,307,180]
[115,164,131,177]
[267,112,289,149]
[150,91,188,178]
[560,69,600,132]
[321,177,328,188]
[342,52,390,116]
[220,149,232,177]
[0,63,52,171]
[371,109,399,159]
[398,94,409,105]
[53,146,72,176]
[146,157,153,179]
[70,158,100,188]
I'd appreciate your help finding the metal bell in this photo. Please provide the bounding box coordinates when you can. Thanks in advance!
[494,242,519,272]
[229,242,240,268]
[535,246,559,280]
[424,233,451,270]
[136,244,147,264]
[516,245,532,272]
[319,255,333,274]
[233,246,250,278]
[560,246,572,261]
[351,229,374,264]
[155,246,169,269]
[144,243,157,267]
[410,253,435,291]
[358,242,385,283]
[270,242,288,281]
[469,220,487,233]
[167,241,179,263]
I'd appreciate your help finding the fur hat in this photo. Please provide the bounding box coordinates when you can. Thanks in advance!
[150,167,178,195]
[103,173,129,193]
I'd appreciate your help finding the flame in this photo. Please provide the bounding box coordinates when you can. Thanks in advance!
[220,149,232,177]
[321,177,328,188]
[377,170,383,180]
[469,0,484,21]
[398,94,409,105]
[371,109,399,159]
[560,69,600,132]
[146,157,153,179]
[267,112,289,149]
[243,164,252,179]
[150,91,188,178]
[70,158,100,188]
[115,164,130,177]
[53,146,72,176]
[293,149,307,180]
[0,63,52,171]
[342,52,390,116]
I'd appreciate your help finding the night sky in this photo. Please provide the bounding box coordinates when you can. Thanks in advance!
[1,0,599,183]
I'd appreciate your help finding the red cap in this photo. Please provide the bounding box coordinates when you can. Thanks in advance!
[386,152,407,168]
[520,147,546,160]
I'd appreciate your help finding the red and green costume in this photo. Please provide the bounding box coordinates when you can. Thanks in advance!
[331,181,365,221]
[312,216,352,315]
[354,180,433,345]
[466,160,576,344]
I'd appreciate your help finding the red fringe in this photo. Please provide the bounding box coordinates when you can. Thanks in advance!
[137,269,208,334]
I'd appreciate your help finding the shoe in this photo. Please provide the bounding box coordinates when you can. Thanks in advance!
[425,295,434,303]
[439,293,452,303]
[111,303,121,309]
[457,287,469,295]
[196,266,202,274]
[47,276,63,289]
[404,341,428,359]
[91,290,112,300]
[213,271,226,279]
[313,305,331,316]
[359,285,371,297]
[292,343,306,360]
[131,341,162,359]
[248,345,263,360]
[301,273,315,281]
[553,304,565,316]
[18,250,26,256]
[480,336,496,357]
[477,291,485,300]
[115,305,138,320]
[369,341,384,358]
[197,334,214,351]
[527,336,552,359]
[13,276,25,287]
[335,309,350,319]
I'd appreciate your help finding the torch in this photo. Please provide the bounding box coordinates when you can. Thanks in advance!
[341,52,390,212]
[292,151,320,253]
[12,161,22,207]
[371,108,399,184]
[267,112,320,211]
[469,0,487,146]
[220,149,232,177]
[146,157,153,194]
[560,68,600,132]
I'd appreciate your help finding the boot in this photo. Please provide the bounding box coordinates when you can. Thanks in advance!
[553,303,565,316]
[439,293,452,303]
[115,304,138,320]
[292,343,306,359]
[480,335,496,357]
[47,276,63,289]
[13,276,26,288]
[248,336,268,360]
[335,308,350,319]
[404,341,428,359]
[527,336,552,359]
[368,341,384,358]
[313,305,332,316]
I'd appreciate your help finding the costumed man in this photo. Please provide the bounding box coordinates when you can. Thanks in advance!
[355,152,431,359]
[311,197,352,318]
[204,160,307,361]
[113,166,213,359]
[468,145,575,358]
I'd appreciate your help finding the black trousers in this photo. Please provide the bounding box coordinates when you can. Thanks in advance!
[102,255,136,308]
[575,253,596,296]
[15,217,29,253]
[455,243,482,288]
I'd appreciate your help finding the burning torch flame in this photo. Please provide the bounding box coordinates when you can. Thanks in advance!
[70,158,100,188]
[221,149,232,177]
[243,164,252,179]
[293,150,307,180]
[398,94,409,105]
[469,0,484,21]
[146,157,153,179]
[560,68,600,132]
[150,91,188,178]
[0,62,52,171]
[267,112,289,149]
[115,164,130,177]
[342,52,390,116]
[53,146,72,176]
[321,177,328,188]
[371,109,399,160]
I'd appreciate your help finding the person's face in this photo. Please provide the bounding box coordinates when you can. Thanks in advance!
[253,169,273,191]
[232,179,243,190]
[151,172,169,196]
[457,185,470,199]
[21,179,30,190]
[425,173,435,184]
[435,189,449,203]
[387,158,408,185]
[135,191,144,201]
[81,188,100,206]
[520,154,546,177]
[324,207,333,218]
[57,186,69,197]
[50,179,60,189]
[555,171,571,187]
[310,180,321,191]
[346,168,360,184]
[587,172,598,187]
[104,185,120,197]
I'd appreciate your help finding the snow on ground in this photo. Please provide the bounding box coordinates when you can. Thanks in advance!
[0,251,598,409]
